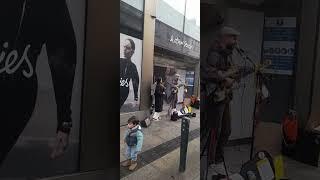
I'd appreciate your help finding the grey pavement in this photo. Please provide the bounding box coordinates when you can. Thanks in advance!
[121,138,200,180]
[120,104,200,179]
[0,140,79,180]
[120,105,200,162]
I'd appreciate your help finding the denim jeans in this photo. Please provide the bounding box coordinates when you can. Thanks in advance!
[126,146,139,161]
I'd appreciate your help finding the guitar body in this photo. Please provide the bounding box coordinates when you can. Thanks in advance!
[209,61,270,104]
[213,90,233,103]
[212,66,252,103]
[213,88,226,103]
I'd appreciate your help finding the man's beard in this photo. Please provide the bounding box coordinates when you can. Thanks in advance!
[226,43,236,51]
[222,43,236,55]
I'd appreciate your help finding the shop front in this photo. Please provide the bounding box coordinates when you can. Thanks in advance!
[120,0,200,125]
[153,20,200,104]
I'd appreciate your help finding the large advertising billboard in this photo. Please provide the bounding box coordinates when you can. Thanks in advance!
[120,33,142,113]
[0,0,86,178]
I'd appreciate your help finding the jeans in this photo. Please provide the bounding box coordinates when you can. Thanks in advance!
[126,146,139,161]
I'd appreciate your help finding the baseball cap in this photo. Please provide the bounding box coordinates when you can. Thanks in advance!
[220,26,240,36]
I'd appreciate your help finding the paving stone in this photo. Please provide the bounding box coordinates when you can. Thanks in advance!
[120,128,200,178]
[122,138,200,180]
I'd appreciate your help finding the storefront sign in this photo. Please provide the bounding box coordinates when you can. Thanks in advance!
[155,20,200,59]
[169,35,193,50]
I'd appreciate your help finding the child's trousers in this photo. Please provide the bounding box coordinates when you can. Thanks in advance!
[126,146,138,161]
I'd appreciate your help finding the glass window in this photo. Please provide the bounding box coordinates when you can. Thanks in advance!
[120,1,144,40]
[121,0,144,12]
[184,0,200,40]
[156,0,186,32]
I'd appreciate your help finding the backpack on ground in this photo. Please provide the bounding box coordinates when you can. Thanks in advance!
[281,110,298,156]
[171,111,179,121]
[140,117,152,128]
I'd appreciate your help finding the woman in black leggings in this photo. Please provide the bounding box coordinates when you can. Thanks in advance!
[0,0,77,164]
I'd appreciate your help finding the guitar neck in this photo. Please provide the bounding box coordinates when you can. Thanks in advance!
[236,66,255,79]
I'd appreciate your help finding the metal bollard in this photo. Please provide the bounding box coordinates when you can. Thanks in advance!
[179,116,190,172]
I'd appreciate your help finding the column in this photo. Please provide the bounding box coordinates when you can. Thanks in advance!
[140,0,157,110]
[295,0,319,129]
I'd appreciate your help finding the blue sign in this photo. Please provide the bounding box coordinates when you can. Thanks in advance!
[262,17,297,75]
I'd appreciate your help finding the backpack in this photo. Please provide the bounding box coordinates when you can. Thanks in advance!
[171,111,179,121]
[140,117,151,128]
[282,111,298,145]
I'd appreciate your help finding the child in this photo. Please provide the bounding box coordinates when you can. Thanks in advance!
[121,116,144,171]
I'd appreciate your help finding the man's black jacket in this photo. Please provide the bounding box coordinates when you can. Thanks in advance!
[120,58,139,100]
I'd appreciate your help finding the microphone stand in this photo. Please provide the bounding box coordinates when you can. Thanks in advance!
[236,47,255,67]
[236,47,266,160]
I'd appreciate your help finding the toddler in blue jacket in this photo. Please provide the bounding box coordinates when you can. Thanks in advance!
[121,116,144,171]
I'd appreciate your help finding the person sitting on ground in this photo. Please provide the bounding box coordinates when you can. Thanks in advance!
[121,116,144,171]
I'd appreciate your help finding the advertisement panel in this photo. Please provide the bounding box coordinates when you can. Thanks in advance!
[120,33,142,113]
[0,0,86,178]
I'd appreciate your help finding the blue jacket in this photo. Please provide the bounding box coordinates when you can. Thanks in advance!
[124,125,143,151]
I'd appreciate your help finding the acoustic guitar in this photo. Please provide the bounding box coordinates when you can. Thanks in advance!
[213,60,271,102]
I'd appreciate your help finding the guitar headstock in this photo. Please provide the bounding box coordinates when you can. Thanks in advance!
[256,59,272,71]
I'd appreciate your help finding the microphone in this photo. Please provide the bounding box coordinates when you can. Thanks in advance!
[235,44,245,54]
[235,44,256,66]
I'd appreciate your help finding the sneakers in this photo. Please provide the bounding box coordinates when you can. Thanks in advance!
[152,112,160,121]
[121,159,131,167]
[129,160,138,171]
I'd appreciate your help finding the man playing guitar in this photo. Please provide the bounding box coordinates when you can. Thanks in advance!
[201,26,256,177]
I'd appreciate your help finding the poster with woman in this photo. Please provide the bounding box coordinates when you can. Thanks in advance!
[120,33,142,113]
[0,0,86,178]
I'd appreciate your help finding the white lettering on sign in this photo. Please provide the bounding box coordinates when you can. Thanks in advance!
[120,78,129,88]
[169,35,193,50]
[0,42,34,78]
[263,47,295,56]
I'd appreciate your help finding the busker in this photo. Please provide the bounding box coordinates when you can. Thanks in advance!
[201,26,244,176]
